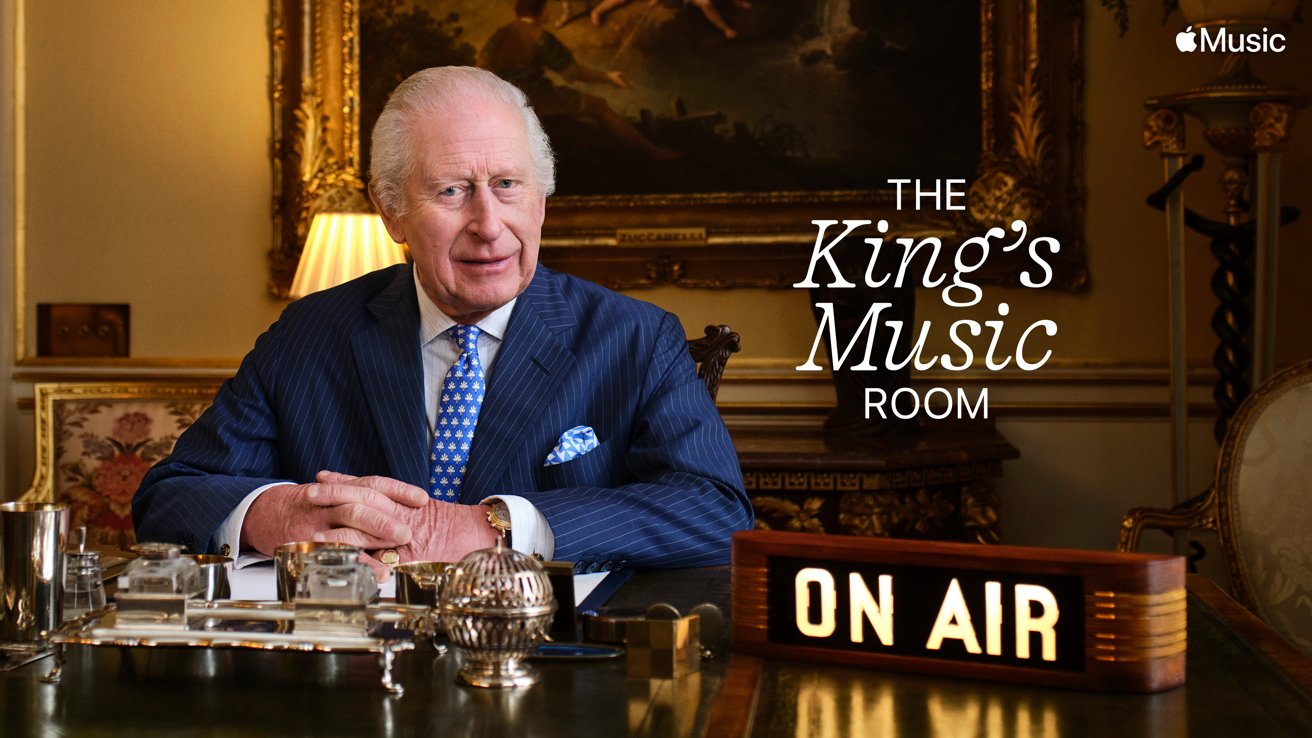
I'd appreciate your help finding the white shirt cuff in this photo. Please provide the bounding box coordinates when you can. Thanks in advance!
[482,495,555,561]
[219,482,292,569]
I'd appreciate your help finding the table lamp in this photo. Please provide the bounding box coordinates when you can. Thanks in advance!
[288,212,407,298]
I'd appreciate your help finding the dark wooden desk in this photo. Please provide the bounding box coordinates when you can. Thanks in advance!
[3,571,1310,737]
[733,424,1020,543]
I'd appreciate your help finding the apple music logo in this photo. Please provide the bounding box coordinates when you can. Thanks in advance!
[1176,25,1287,53]
[1175,26,1199,52]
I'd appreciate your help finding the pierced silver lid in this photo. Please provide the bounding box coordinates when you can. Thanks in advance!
[439,541,557,688]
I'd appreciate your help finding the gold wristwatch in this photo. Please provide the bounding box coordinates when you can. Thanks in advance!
[486,501,512,544]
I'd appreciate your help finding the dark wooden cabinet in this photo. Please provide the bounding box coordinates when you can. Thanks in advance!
[732,422,1019,543]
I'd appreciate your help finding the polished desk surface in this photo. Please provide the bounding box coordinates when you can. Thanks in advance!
[3,571,1311,737]
[741,576,1312,738]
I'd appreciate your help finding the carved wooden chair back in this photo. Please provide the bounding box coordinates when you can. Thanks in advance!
[687,324,741,402]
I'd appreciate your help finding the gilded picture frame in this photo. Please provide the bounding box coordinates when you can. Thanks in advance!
[268,0,1087,296]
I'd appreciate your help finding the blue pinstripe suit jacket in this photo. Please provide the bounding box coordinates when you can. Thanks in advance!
[133,265,753,569]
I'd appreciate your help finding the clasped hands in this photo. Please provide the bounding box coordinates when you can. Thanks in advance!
[240,471,500,580]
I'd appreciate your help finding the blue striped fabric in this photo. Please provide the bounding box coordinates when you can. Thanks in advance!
[133,265,753,568]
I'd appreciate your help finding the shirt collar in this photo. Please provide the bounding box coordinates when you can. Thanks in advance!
[414,268,516,345]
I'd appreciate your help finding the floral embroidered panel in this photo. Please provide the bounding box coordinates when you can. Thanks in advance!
[55,398,210,550]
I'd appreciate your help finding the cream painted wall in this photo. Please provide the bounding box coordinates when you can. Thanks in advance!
[1078,4,1312,370]
[1,0,15,498]
[5,1,1310,554]
[19,0,279,359]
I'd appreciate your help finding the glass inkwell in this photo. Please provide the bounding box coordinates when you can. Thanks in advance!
[292,544,378,636]
[115,542,203,628]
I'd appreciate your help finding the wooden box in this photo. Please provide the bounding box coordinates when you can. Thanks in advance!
[731,530,1185,693]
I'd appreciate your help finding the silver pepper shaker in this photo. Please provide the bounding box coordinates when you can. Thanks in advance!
[62,527,106,622]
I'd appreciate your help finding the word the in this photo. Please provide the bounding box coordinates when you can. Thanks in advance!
[888,179,967,211]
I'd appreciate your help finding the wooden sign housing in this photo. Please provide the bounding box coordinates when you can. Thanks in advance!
[731,531,1186,693]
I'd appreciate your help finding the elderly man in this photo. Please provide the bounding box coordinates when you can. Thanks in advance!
[132,66,752,576]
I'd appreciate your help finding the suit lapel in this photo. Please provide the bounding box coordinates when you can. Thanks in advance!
[462,269,577,499]
[350,267,429,487]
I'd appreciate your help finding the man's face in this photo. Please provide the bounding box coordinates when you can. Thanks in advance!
[377,97,546,323]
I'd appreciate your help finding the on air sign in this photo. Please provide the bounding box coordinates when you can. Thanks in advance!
[732,531,1186,693]
[771,557,1085,672]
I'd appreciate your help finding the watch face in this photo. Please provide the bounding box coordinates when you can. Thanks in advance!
[489,503,511,531]
[380,550,400,567]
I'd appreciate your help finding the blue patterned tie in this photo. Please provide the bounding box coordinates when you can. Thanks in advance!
[429,324,485,501]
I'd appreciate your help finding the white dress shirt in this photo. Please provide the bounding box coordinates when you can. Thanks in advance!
[216,269,556,566]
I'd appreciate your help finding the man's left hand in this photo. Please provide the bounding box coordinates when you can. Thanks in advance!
[315,472,501,566]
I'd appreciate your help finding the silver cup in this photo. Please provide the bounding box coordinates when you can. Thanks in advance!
[187,554,233,601]
[274,541,359,601]
[0,502,68,643]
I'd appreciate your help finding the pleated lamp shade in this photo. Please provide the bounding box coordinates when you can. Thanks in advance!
[289,212,407,298]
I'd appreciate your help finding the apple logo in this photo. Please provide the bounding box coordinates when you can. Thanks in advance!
[1176,25,1198,52]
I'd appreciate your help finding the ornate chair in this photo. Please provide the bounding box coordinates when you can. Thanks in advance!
[20,382,221,550]
[1118,360,1312,654]
[687,324,741,402]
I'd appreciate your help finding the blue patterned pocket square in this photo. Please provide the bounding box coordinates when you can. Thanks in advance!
[544,425,599,466]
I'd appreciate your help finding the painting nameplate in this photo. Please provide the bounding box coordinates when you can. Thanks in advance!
[615,228,707,248]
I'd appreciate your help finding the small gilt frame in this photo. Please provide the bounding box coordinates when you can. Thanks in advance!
[268,0,1087,297]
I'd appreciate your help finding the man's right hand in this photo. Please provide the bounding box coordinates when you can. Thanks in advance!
[239,470,430,557]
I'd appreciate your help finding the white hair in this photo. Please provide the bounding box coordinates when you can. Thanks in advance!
[368,66,556,217]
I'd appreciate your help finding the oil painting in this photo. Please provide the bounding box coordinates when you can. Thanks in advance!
[358,0,981,197]
[270,0,1086,293]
